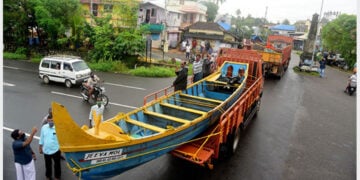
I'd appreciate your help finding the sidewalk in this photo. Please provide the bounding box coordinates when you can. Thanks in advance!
[147,48,186,62]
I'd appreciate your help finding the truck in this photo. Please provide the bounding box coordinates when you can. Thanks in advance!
[252,35,293,78]
[143,48,264,169]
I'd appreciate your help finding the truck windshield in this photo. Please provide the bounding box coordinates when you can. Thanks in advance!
[72,61,89,71]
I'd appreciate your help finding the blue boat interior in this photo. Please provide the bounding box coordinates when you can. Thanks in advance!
[113,62,248,139]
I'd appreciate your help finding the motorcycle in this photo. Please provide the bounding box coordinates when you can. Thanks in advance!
[345,85,356,96]
[80,81,109,106]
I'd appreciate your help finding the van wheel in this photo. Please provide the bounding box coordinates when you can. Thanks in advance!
[43,76,50,84]
[65,80,72,88]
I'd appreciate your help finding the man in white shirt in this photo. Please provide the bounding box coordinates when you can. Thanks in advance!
[89,97,105,128]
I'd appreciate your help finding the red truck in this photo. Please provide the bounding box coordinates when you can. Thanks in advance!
[168,48,264,168]
[252,35,293,78]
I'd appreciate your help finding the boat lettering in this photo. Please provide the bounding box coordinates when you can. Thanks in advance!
[84,149,123,161]
[90,155,127,165]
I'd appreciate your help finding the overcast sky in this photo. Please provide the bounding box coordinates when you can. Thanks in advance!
[218,0,357,23]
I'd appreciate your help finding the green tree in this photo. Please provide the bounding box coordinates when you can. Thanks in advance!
[282,19,290,25]
[31,0,84,49]
[200,1,219,22]
[4,0,33,50]
[321,14,356,68]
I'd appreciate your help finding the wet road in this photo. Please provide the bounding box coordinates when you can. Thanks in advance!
[3,53,356,180]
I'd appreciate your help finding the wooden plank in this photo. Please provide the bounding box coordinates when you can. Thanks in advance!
[160,102,207,115]
[180,93,223,104]
[144,111,191,124]
[125,118,166,133]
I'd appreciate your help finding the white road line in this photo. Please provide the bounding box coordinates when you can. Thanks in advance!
[104,82,146,90]
[4,82,15,87]
[3,66,20,70]
[51,91,137,109]
[3,126,40,140]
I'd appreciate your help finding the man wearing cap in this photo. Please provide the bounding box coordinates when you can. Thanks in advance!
[39,114,61,180]
[11,127,38,180]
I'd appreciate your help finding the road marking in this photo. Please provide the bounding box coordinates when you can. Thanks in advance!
[4,82,15,87]
[3,126,40,140]
[3,66,19,70]
[51,91,137,109]
[104,82,146,90]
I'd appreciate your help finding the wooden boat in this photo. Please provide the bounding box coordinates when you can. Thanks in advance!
[52,61,249,179]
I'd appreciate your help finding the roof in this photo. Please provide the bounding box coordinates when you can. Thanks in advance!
[217,22,231,31]
[187,22,225,32]
[270,24,296,31]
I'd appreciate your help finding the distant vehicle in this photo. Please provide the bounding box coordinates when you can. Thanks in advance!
[39,55,91,88]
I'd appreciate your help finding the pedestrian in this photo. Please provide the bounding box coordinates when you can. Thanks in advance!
[41,107,66,160]
[89,97,105,128]
[202,54,213,78]
[192,54,203,83]
[173,61,188,91]
[11,127,38,180]
[39,114,61,180]
[319,57,326,78]
[185,43,191,60]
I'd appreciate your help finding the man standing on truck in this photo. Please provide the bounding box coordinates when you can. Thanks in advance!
[192,54,203,83]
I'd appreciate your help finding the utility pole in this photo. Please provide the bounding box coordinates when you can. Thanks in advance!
[311,0,324,62]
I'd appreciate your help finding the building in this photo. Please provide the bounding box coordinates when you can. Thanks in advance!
[80,0,141,28]
[138,0,207,49]
[183,21,240,53]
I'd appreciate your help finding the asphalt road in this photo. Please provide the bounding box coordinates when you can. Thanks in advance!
[3,53,356,180]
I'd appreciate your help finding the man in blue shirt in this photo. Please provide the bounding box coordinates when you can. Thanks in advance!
[39,114,61,180]
[319,57,326,78]
[12,127,38,180]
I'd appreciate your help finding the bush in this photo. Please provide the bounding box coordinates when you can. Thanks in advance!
[129,66,175,77]
[88,61,129,73]
[15,47,28,54]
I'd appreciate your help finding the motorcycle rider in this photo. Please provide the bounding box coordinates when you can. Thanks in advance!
[84,72,100,99]
[345,69,357,93]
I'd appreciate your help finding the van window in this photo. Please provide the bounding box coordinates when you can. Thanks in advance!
[51,61,61,70]
[41,60,50,68]
[64,63,72,71]
[72,61,89,71]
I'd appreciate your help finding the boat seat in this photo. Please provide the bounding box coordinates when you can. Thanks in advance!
[179,93,223,104]
[144,111,190,124]
[160,102,207,114]
[125,118,166,133]
[96,122,131,141]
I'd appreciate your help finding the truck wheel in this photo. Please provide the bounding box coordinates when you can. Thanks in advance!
[227,128,241,155]
[65,80,72,88]
[254,99,261,117]
[43,76,50,84]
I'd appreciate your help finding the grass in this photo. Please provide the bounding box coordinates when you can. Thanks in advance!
[3,52,27,60]
[3,51,194,78]
[293,66,320,76]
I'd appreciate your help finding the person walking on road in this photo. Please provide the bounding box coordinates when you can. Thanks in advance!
[173,61,188,91]
[39,114,61,180]
[319,57,326,78]
[192,54,203,83]
[185,44,191,60]
[11,127,38,180]
[89,97,105,128]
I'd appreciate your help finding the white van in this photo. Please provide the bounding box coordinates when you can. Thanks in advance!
[39,55,91,88]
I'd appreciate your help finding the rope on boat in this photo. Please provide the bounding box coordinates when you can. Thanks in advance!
[67,131,222,177]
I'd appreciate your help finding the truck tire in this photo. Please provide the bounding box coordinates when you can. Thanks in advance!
[227,127,241,155]
[254,99,261,117]
[43,76,50,84]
